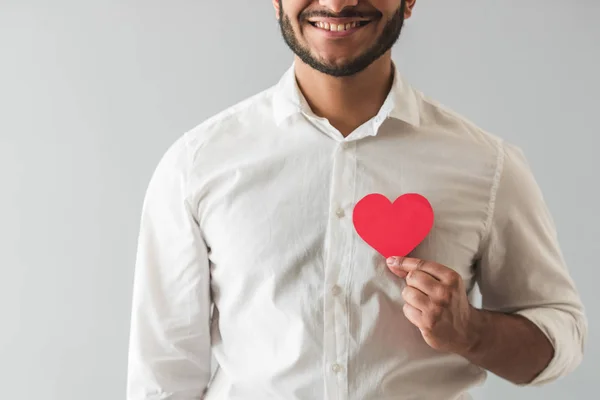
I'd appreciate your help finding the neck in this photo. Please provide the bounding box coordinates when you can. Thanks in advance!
[293,53,394,137]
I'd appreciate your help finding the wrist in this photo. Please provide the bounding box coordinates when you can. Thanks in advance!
[460,307,492,362]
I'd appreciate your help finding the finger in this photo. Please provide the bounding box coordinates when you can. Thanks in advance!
[386,257,438,282]
[387,257,456,285]
[403,303,423,329]
[387,256,428,275]
[386,260,408,278]
[402,285,430,311]
[405,269,443,298]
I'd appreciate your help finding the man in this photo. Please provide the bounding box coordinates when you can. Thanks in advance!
[126,1,587,399]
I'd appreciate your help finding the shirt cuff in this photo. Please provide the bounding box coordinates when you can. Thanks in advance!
[514,307,586,386]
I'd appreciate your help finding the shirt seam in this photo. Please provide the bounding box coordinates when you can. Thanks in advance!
[477,138,506,258]
[182,132,198,224]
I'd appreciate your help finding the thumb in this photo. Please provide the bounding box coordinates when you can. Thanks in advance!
[385,256,407,278]
[386,256,423,278]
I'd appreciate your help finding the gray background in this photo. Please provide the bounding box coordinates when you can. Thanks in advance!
[0,1,597,399]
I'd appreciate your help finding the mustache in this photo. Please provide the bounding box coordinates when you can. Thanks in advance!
[300,8,382,21]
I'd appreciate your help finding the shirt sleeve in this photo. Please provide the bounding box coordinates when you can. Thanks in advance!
[127,136,212,399]
[475,141,588,386]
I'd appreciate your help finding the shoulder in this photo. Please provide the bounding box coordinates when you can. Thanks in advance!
[157,85,276,169]
[411,88,535,194]
[148,86,276,185]
[415,90,506,152]
[183,86,277,157]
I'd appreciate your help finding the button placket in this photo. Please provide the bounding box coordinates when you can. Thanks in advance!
[325,140,356,397]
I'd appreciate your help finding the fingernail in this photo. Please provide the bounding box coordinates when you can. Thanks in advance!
[386,257,400,266]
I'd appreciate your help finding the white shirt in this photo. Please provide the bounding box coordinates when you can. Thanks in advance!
[126,64,587,400]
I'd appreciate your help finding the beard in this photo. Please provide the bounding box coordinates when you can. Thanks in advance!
[278,0,406,77]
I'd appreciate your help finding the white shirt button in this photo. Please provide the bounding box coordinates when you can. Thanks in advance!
[335,208,345,218]
[340,142,349,149]
[331,363,343,373]
[331,285,342,296]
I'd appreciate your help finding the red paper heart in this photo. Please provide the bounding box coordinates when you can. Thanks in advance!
[352,193,434,259]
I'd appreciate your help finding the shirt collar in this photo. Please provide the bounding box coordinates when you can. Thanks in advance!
[272,62,421,128]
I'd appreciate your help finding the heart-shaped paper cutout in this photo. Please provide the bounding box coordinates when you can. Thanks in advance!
[352,193,434,259]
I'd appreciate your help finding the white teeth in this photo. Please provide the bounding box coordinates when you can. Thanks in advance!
[313,21,361,31]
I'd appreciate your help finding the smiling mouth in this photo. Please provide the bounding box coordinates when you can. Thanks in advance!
[307,20,373,32]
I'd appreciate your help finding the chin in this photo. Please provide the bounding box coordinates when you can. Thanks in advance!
[314,53,357,67]
[310,46,366,65]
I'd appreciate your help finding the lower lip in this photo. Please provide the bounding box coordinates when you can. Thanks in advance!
[308,22,369,38]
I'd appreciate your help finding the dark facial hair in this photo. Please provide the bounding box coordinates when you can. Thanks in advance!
[278,0,406,77]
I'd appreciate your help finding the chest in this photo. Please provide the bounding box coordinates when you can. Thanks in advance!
[191,129,496,300]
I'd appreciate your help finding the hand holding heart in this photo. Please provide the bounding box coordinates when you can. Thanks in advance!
[352,193,479,355]
[386,256,478,355]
